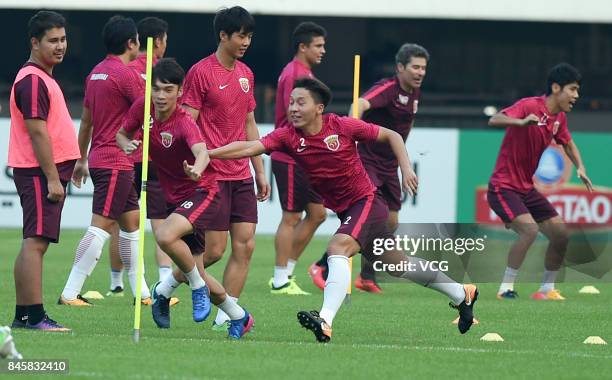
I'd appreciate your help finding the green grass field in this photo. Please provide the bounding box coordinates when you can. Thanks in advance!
[1,228,611,379]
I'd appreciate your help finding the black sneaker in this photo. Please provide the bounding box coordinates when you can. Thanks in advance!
[297,310,332,343]
[450,284,479,334]
[11,317,28,329]
[151,282,170,328]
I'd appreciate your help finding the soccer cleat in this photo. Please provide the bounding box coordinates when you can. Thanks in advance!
[25,315,71,333]
[288,276,311,295]
[0,326,23,359]
[105,286,124,297]
[449,284,479,334]
[270,281,291,294]
[151,282,170,329]
[354,275,383,293]
[228,310,254,339]
[297,310,332,343]
[57,294,93,306]
[141,297,153,306]
[497,289,519,299]
[169,297,180,307]
[530,289,566,300]
[211,321,230,332]
[451,316,480,325]
[192,285,211,323]
[308,263,326,291]
[11,318,28,329]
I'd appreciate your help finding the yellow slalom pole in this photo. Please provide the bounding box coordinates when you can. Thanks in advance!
[345,54,360,305]
[133,37,154,343]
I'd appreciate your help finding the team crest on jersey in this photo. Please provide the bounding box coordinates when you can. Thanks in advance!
[239,77,250,93]
[553,121,560,135]
[398,94,409,105]
[413,100,419,114]
[160,132,173,148]
[323,135,340,151]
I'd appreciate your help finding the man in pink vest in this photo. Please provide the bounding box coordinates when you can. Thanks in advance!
[8,10,80,332]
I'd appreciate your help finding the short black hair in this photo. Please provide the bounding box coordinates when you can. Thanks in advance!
[395,43,430,66]
[546,63,581,95]
[28,10,65,41]
[137,17,168,50]
[213,6,255,42]
[293,77,332,107]
[102,15,138,55]
[292,22,327,51]
[152,58,185,86]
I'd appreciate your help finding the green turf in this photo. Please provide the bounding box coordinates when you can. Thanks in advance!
[1,229,611,379]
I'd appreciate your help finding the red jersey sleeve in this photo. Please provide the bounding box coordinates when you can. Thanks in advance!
[247,70,256,113]
[554,114,572,145]
[260,128,289,153]
[14,74,50,121]
[181,65,206,111]
[501,98,529,119]
[183,118,206,148]
[362,80,392,109]
[341,117,380,142]
[122,97,145,135]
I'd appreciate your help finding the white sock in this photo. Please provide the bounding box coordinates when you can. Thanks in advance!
[539,270,558,293]
[319,255,350,327]
[158,266,172,282]
[216,297,246,320]
[272,266,289,288]
[63,226,110,300]
[214,295,236,324]
[287,259,297,277]
[183,265,206,290]
[119,229,150,299]
[400,257,465,305]
[110,269,124,290]
[499,267,518,294]
[156,273,181,298]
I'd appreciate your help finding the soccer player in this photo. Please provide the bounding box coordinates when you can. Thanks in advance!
[209,77,479,343]
[9,10,79,332]
[309,43,429,293]
[181,6,270,330]
[488,63,593,300]
[117,58,253,338]
[59,15,151,306]
[106,16,174,297]
[270,22,327,295]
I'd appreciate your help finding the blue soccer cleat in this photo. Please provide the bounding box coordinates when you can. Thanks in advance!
[192,285,211,323]
[151,282,171,328]
[497,289,519,300]
[228,309,254,339]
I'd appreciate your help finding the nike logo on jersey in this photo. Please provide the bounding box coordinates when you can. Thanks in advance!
[219,84,229,89]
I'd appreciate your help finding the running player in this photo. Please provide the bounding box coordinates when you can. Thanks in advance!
[117,58,253,338]
[209,77,478,342]
[270,21,327,295]
[309,43,429,293]
[488,63,593,300]
[9,10,79,332]
[181,6,270,331]
[59,15,151,306]
[106,16,174,297]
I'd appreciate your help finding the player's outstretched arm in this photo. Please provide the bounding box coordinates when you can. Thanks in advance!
[72,106,94,188]
[115,127,141,155]
[347,98,371,120]
[183,142,209,181]
[563,139,593,192]
[245,112,271,201]
[376,127,418,196]
[209,141,266,160]
[488,112,539,127]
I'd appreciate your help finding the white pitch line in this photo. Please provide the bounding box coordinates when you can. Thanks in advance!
[85,332,612,360]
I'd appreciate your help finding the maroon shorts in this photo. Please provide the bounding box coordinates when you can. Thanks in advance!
[272,159,323,212]
[487,184,558,224]
[171,188,223,254]
[133,162,168,219]
[363,161,402,211]
[336,193,391,258]
[207,178,258,231]
[90,168,139,220]
[13,160,76,243]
